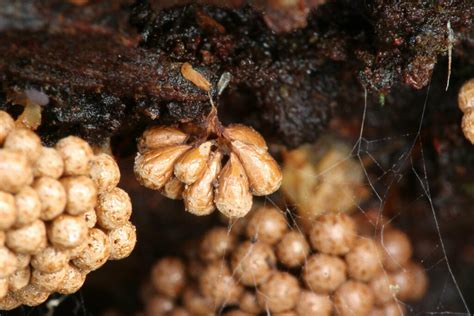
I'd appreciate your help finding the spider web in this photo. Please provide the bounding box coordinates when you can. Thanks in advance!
[218,78,472,315]
[346,84,470,315]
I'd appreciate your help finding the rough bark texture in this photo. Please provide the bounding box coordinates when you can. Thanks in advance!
[1,0,472,146]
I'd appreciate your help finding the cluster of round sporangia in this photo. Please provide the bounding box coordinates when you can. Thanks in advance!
[138,206,427,316]
[134,120,282,218]
[459,79,474,144]
[281,137,366,231]
[0,111,136,310]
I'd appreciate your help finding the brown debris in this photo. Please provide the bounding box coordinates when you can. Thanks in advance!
[195,10,226,33]
[260,0,311,33]
[180,63,212,92]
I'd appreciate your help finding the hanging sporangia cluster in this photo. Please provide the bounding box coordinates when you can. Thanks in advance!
[139,206,427,316]
[0,111,136,310]
[134,64,282,219]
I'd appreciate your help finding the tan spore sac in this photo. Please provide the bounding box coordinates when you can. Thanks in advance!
[345,238,383,282]
[199,261,243,306]
[168,307,191,316]
[256,271,300,313]
[461,109,474,144]
[303,253,347,294]
[246,206,288,245]
[240,291,262,314]
[184,258,205,286]
[6,220,47,255]
[0,149,33,193]
[231,140,282,196]
[82,208,97,228]
[0,247,18,278]
[72,228,110,272]
[199,226,236,262]
[151,257,186,298]
[405,262,429,301]
[224,124,268,149]
[0,278,8,300]
[182,286,214,315]
[276,231,310,268]
[392,262,428,301]
[108,222,137,260]
[33,176,67,221]
[0,191,16,230]
[96,187,132,230]
[0,111,15,144]
[231,240,276,286]
[161,177,185,200]
[14,187,41,228]
[8,267,30,292]
[14,284,49,306]
[281,140,365,230]
[370,273,397,305]
[67,238,89,260]
[31,246,69,273]
[458,78,474,113]
[33,147,64,179]
[370,302,406,316]
[56,264,86,294]
[296,290,332,316]
[134,145,191,190]
[30,267,67,292]
[214,153,253,218]
[15,253,31,269]
[458,79,474,143]
[174,141,212,185]
[55,136,94,176]
[3,128,42,163]
[146,295,175,315]
[48,214,88,249]
[184,151,222,215]
[138,126,188,153]
[0,293,21,310]
[333,281,375,316]
[309,213,356,255]
[61,176,98,215]
[379,228,413,271]
[88,153,120,193]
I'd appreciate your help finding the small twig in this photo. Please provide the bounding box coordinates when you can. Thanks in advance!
[446,20,454,91]
[205,91,223,137]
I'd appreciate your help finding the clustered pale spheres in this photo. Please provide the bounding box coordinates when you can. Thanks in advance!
[0,110,136,310]
[135,123,282,218]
